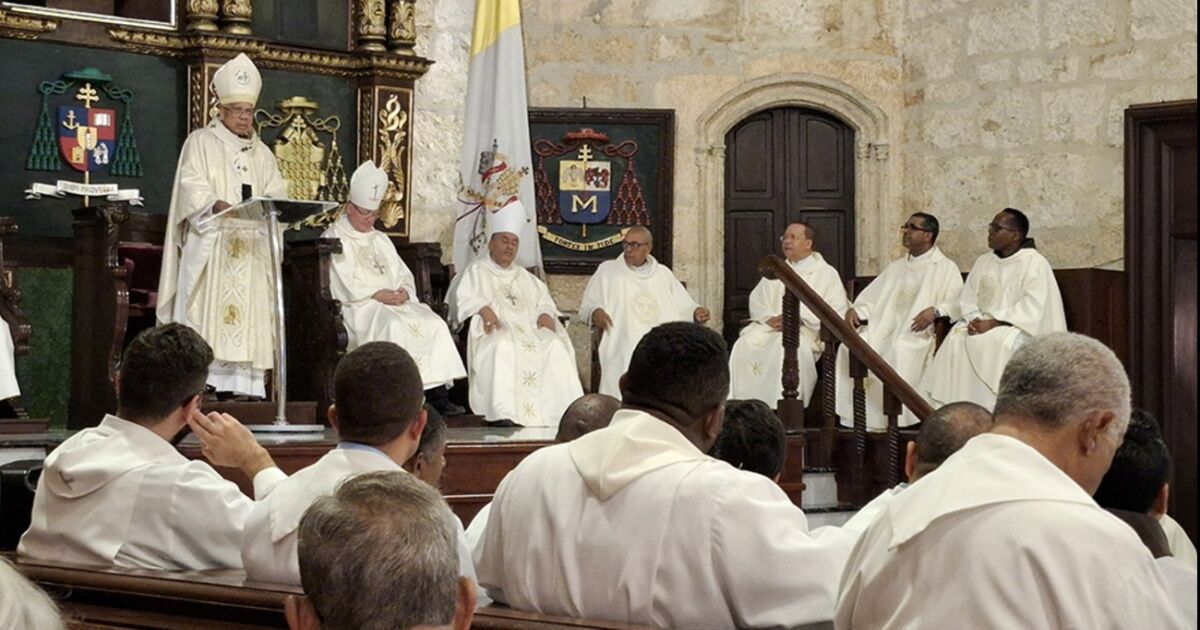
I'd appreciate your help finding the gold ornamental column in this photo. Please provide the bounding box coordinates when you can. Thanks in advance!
[220,0,253,36]
[387,0,417,54]
[355,0,388,52]
[185,0,220,32]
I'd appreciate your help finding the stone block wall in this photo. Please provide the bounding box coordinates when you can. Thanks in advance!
[902,0,1197,269]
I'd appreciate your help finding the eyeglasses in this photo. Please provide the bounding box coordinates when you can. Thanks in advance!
[220,105,255,119]
[901,223,932,232]
[622,241,650,250]
[987,223,1017,233]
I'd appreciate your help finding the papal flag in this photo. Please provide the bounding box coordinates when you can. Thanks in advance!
[454,0,541,273]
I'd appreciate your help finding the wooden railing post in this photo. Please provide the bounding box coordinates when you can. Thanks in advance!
[819,326,838,470]
[777,291,807,435]
[883,385,902,488]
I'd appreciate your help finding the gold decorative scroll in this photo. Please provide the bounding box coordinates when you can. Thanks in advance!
[220,0,252,35]
[185,0,219,32]
[387,0,417,53]
[537,226,631,252]
[356,0,387,52]
[0,7,59,39]
[376,94,408,229]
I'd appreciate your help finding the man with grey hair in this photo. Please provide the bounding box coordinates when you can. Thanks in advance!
[0,557,64,630]
[836,332,1186,629]
[579,226,710,398]
[285,471,475,630]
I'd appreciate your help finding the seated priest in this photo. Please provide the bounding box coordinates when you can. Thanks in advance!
[836,333,1187,629]
[728,222,849,407]
[709,399,787,482]
[921,207,1066,410]
[323,161,467,416]
[19,324,285,570]
[578,226,710,399]
[0,316,18,403]
[450,202,583,427]
[836,212,963,430]
[475,323,858,628]
[156,53,289,397]
[240,342,476,587]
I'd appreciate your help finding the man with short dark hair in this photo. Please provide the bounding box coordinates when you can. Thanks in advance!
[710,399,787,481]
[921,207,1066,410]
[20,324,285,570]
[837,333,1185,629]
[477,322,857,628]
[241,342,476,587]
[836,212,963,430]
[407,405,448,489]
[286,471,475,630]
[729,222,849,407]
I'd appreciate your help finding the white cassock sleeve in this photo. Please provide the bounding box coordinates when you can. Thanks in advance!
[666,274,700,319]
[988,257,1061,335]
[850,262,898,322]
[577,269,607,326]
[957,257,985,322]
[174,136,222,225]
[533,276,561,321]
[747,279,779,324]
[934,263,965,322]
[451,264,493,322]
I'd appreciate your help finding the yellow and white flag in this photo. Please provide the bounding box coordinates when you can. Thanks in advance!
[454,0,541,273]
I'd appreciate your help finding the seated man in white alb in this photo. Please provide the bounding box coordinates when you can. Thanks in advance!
[323,161,467,416]
[921,207,1066,411]
[836,333,1187,629]
[836,212,963,430]
[157,53,288,397]
[0,317,18,404]
[19,324,285,570]
[729,222,848,407]
[579,226,710,399]
[476,323,857,628]
[241,342,476,586]
[450,202,583,427]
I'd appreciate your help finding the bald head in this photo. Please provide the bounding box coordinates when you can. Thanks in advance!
[556,394,621,442]
[910,402,994,481]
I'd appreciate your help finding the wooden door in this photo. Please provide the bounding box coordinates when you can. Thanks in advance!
[1126,100,1197,541]
[723,108,855,343]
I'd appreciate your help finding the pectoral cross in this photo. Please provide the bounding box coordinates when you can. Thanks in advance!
[504,291,519,307]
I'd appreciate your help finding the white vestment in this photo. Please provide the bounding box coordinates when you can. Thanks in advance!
[475,409,858,628]
[835,433,1187,629]
[451,257,582,426]
[578,255,699,398]
[1161,513,1199,568]
[322,215,466,389]
[921,248,1066,410]
[156,121,288,396]
[240,444,476,587]
[835,247,963,429]
[1157,556,1198,626]
[841,483,908,533]
[0,317,18,399]
[19,415,285,570]
[729,254,848,406]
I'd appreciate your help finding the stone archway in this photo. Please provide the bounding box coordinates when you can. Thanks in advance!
[692,74,892,330]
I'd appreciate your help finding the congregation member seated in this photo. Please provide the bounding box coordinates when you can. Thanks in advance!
[0,316,19,404]
[922,207,1066,410]
[241,342,476,586]
[836,333,1186,629]
[578,226,710,399]
[0,556,64,630]
[709,399,787,481]
[450,201,583,427]
[324,161,467,416]
[836,212,963,430]
[407,404,448,489]
[476,322,857,628]
[841,401,992,531]
[1093,410,1197,624]
[728,222,849,407]
[287,471,475,630]
[20,324,284,570]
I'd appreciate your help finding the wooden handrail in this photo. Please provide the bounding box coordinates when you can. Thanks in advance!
[758,255,934,420]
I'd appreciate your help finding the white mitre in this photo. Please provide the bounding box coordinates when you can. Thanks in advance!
[349,161,389,211]
[212,53,262,105]
[488,200,527,238]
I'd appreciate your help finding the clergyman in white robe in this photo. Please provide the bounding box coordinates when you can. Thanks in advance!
[18,414,285,570]
[475,409,858,628]
[835,245,962,429]
[0,317,19,400]
[321,163,465,390]
[156,54,287,397]
[921,246,1065,410]
[579,252,702,398]
[729,252,848,406]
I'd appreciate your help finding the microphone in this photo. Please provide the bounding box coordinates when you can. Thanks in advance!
[241,184,252,202]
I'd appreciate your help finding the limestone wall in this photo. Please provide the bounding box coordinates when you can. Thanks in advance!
[901,0,1197,270]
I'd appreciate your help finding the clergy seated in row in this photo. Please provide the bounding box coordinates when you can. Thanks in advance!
[1,556,64,630]
[836,212,964,430]
[157,53,288,397]
[450,201,583,427]
[578,226,710,399]
[0,315,18,404]
[729,222,849,407]
[836,333,1188,629]
[475,323,858,628]
[19,324,286,570]
[323,161,467,416]
[1093,410,1198,624]
[921,207,1066,411]
[709,399,787,482]
[241,342,476,587]
[464,393,621,552]
[840,401,993,532]
[288,471,475,630]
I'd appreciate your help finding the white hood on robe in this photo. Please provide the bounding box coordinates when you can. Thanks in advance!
[42,415,173,500]
[568,409,712,501]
